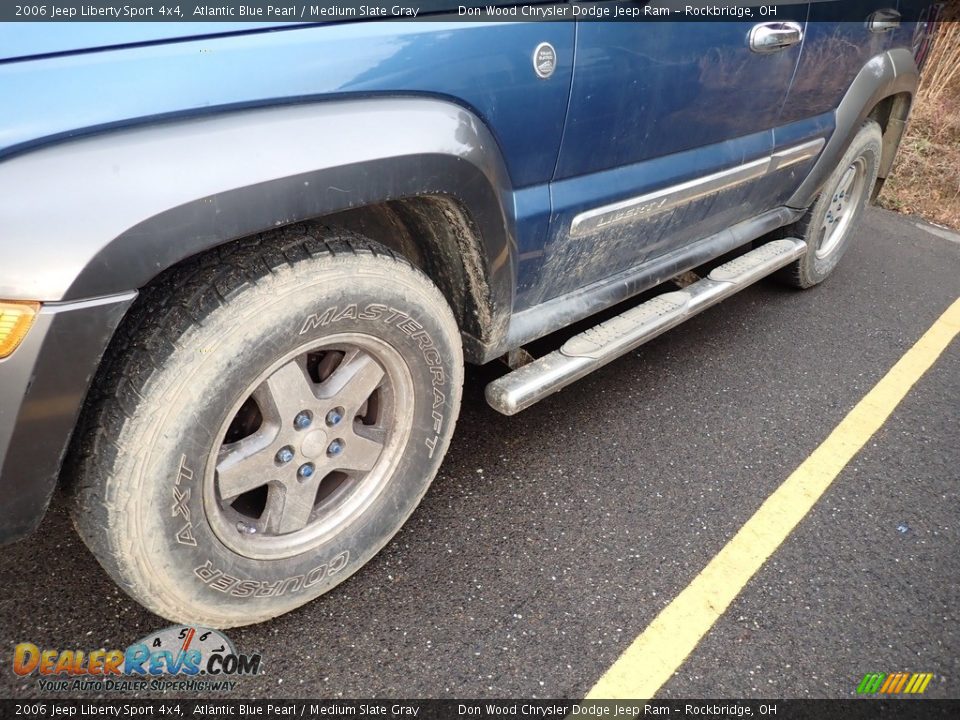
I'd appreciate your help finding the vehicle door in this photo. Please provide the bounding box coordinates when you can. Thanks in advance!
[776,0,903,176]
[520,3,808,307]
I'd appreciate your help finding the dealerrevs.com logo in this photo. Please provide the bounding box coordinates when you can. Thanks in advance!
[13,626,262,693]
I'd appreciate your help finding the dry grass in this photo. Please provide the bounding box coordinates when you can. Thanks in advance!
[878,16,960,228]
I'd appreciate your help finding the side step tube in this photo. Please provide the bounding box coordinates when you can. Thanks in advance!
[485,238,807,415]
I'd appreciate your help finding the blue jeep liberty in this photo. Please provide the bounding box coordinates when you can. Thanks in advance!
[0,3,943,626]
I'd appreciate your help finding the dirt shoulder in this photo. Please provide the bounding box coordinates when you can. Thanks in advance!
[878,18,959,230]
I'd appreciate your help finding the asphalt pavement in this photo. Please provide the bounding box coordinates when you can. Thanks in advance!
[1,207,958,700]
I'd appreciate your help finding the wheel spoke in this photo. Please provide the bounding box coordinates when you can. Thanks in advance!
[207,336,410,556]
[260,481,319,535]
[253,359,318,425]
[338,426,386,472]
[216,431,281,500]
[354,424,387,444]
[318,351,385,413]
[836,166,856,197]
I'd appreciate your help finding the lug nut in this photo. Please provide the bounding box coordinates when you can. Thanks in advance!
[327,439,345,457]
[325,407,344,427]
[275,446,294,464]
[294,411,313,430]
[297,463,315,479]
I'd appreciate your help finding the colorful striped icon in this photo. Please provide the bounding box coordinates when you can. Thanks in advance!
[857,672,934,694]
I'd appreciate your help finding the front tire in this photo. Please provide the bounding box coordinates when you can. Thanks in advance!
[776,120,882,289]
[70,227,463,627]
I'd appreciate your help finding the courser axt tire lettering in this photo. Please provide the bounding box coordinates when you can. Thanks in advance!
[69,227,463,628]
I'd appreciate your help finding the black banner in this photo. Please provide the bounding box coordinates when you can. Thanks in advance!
[2,699,960,720]
[0,0,927,24]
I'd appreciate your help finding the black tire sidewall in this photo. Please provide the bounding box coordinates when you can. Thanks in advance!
[123,256,460,623]
[799,122,882,284]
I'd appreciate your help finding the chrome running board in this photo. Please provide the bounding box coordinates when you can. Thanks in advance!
[485,238,807,416]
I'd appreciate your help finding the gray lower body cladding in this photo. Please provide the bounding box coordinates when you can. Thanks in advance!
[0,292,135,544]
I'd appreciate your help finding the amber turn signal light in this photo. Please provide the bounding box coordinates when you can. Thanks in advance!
[0,301,40,359]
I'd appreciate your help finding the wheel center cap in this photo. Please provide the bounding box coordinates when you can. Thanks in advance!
[300,429,329,459]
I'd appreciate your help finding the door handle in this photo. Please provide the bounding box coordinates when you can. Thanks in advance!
[868,9,901,33]
[749,22,804,54]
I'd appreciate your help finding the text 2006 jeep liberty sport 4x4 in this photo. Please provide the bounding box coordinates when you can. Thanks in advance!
[0,4,943,627]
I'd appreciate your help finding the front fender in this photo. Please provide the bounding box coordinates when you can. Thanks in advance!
[0,97,517,350]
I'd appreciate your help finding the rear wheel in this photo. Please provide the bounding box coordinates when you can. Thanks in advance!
[776,120,882,288]
[70,227,463,627]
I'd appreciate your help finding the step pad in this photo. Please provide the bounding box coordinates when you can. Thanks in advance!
[562,292,688,359]
[709,238,800,283]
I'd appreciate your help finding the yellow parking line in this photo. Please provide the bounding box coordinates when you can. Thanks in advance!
[586,296,960,700]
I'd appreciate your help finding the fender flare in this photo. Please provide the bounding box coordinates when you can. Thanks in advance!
[787,48,919,209]
[0,97,517,353]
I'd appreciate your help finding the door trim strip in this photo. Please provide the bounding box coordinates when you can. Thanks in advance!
[768,138,827,171]
[569,138,825,238]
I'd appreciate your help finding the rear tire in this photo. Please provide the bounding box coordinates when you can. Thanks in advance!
[776,120,882,289]
[70,226,463,628]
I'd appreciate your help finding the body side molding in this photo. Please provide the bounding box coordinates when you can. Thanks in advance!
[570,139,824,238]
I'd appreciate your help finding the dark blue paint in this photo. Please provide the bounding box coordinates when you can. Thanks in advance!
[527,9,808,305]
[0,22,574,188]
[554,14,806,179]
[0,21,303,62]
[0,8,938,542]
[522,129,775,305]
[779,4,897,126]
[0,9,932,313]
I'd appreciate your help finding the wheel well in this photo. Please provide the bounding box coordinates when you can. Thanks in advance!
[307,196,497,363]
[131,195,499,364]
[866,92,914,199]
